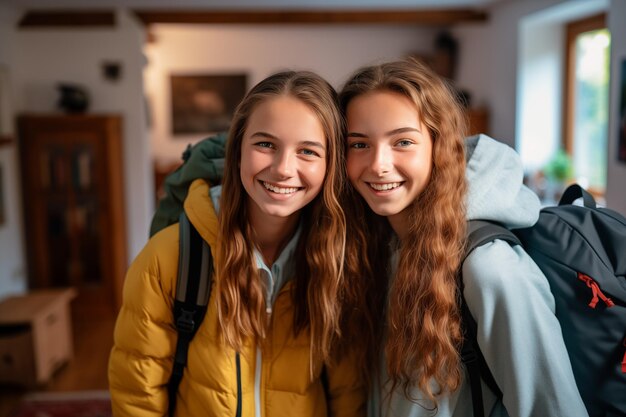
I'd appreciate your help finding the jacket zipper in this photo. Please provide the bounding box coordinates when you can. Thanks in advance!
[235,353,242,417]
[577,272,615,308]
[254,347,262,417]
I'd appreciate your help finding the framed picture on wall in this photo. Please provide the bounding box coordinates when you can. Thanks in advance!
[170,73,247,135]
[617,58,626,162]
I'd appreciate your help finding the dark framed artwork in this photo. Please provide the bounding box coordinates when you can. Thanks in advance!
[170,74,247,135]
[617,59,626,162]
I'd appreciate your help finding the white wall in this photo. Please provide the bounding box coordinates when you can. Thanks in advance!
[516,20,562,173]
[606,0,626,215]
[145,24,437,164]
[10,9,153,285]
[454,0,566,148]
[515,0,608,174]
[0,2,27,299]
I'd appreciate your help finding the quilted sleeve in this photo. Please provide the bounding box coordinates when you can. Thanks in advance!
[108,225,180,417]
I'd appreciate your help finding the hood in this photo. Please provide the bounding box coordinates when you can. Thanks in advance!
[465,134,540,229]
[183,178,220,250]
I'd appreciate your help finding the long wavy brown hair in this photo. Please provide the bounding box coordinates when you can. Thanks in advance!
[339,58,468,406]
[216,71,347,365]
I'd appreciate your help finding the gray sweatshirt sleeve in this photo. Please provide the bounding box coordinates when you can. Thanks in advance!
[462,240,589,417]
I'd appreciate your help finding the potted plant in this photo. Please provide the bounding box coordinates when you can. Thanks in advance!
[543,149,573,201]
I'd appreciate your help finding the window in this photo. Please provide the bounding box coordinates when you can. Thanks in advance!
[564,14,610,195]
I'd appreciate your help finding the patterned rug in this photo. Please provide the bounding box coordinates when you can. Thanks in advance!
[9,391,111,417]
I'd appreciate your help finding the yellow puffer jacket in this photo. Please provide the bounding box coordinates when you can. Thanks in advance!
[109,179,365,417]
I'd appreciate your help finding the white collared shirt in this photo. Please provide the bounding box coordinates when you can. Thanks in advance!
[210,185,301,313]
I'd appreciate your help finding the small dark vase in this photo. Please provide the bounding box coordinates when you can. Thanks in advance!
[57,84,90,113]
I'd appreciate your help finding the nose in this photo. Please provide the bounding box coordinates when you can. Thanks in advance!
[370,146,392,177]
[272,150,294,178]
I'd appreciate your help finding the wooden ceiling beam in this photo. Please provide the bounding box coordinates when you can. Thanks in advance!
[19,10,116,28]
[17,8,488,28]
[132,9,488,26]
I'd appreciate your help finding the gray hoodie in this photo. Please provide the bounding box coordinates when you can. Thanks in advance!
[368,134,588,417]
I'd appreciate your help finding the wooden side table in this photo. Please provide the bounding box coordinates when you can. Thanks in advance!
[0,288,76,387]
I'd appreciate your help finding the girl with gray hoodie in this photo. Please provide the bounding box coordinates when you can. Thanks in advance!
[338,58,588,417]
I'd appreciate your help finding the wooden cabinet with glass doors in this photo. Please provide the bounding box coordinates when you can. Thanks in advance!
[18,114,127,316]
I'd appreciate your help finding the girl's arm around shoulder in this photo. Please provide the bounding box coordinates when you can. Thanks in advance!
[462,239,588,417]
[108,224,181,417]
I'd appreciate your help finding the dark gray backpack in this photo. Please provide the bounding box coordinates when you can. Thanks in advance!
[462,184,626,417]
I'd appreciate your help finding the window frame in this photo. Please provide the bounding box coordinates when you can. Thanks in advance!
[562,13,607,195]
[563,13,607,154]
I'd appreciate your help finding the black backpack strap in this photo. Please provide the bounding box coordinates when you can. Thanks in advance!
[467,220,521,249]
[460,299,488,417]
[559,183,596,208]
[461,220,519,417]
[168,212,214,417]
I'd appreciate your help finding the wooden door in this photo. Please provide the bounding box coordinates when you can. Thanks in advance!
[18,115,126,316]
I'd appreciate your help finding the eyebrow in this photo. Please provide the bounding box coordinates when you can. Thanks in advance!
[250,131,279,140]
[301,140,326,150]
[250,131,325,149]
[347,126,421,138]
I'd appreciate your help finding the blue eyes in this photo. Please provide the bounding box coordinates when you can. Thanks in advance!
[253,142,320,157]
[348,140,414,149]
[256,141,274,148]
[349,142,367,149]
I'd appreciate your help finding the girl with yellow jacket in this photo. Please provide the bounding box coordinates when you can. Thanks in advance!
[108,71,365,417]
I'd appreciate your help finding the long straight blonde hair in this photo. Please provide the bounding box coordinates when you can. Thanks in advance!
[216,71,347,364]
[340,58,468,405]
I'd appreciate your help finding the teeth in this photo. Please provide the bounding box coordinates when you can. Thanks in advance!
[262,181,300,194]
[369,182,401,191]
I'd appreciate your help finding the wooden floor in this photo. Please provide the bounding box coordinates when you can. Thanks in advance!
[0,311,115,417]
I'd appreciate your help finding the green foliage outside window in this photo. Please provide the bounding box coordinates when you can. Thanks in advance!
[573,28,610,191]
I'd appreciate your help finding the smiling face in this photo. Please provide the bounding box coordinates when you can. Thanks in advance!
[240,95,327,224]
[346,90,433,234]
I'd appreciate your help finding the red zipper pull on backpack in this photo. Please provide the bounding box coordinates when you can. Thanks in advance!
[577,273,615,308]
